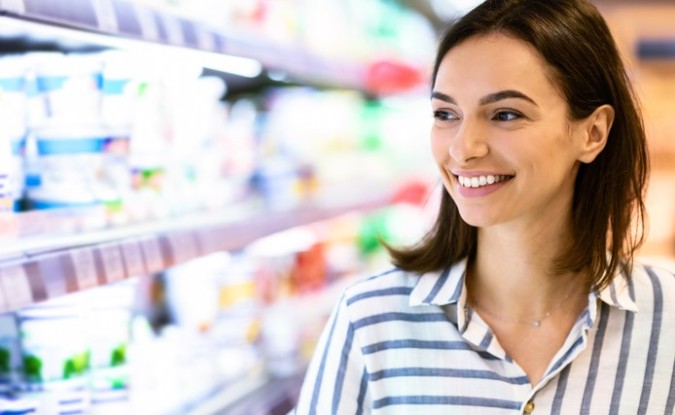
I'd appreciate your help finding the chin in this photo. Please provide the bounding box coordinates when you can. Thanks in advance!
[456,208,500,228]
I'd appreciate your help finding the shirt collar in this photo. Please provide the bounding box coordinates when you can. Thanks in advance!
[595,269,639,312]
[409,257,638,313]
[409,257,468,307]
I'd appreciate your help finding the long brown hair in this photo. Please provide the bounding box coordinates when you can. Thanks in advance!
[388,0,649,290]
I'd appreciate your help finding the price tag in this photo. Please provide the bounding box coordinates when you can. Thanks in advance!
[70,248,98,290]
[0,265,33,310]
[167,233,197,264]
[160,13,184,45]
[99,243,125,283]
[133,4,159,41]
[141,237,164,272]
[0,0,26,14]
[195,26,215,51]
[92,0,118,32]
[121,240,146,277]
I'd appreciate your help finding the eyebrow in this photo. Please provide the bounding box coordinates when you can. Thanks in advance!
[431,89,538,106]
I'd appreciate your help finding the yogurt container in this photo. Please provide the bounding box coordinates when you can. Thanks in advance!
[85,283,133,415]
[28,124,109,209]
[34,53,102,123]
[16,295,91,415]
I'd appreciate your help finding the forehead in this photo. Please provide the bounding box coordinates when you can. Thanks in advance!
[435,34,562,99]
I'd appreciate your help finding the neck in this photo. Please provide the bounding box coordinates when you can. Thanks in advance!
[467,219,589,321]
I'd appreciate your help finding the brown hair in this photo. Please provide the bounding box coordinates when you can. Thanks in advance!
[388,0,649,290]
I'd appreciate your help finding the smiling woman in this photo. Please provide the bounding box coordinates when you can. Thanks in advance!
[292,0,675,414]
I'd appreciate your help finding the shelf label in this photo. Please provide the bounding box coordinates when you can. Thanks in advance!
[133,4,159,41]
[140,237,164,272]
[92,0,118,32]
[160,13,184,45]
[167,233,197,264]
[98,243,125,283]
[0,265,32,311]
[70,248,98,290]
[0,0,26,14]
[121,239,146,277]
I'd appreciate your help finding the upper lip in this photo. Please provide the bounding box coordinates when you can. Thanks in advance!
[450,169,513,178]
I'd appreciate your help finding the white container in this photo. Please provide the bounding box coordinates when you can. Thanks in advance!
[85,283,134,415]
[34,54,102,122]
[99,51,138,130]
[17,302,88,384]
[29,124,109,209]
[0,56,26,211]
[16,295,91,415]
[22,52,61,129]
[0,56,28,135]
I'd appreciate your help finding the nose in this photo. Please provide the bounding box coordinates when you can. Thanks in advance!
[448,118,489,163]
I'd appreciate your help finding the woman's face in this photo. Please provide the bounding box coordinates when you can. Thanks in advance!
[431,33,587,231]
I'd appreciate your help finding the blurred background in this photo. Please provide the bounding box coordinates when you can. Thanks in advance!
[0,0,671,414]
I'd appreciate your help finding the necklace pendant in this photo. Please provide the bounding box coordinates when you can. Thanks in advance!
[533,320,541,328]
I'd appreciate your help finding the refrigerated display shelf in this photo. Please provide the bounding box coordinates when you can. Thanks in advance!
[0,191,391,313]
[0,0,364,89]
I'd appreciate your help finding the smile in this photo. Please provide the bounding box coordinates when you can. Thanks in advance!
[457,174,513,188]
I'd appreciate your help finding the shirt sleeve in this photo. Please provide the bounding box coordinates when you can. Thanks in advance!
[293,293,370,415]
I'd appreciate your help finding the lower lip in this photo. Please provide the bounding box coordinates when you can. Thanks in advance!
[456,178,511,197]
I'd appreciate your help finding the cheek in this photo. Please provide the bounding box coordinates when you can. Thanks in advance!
[430,131,449,163]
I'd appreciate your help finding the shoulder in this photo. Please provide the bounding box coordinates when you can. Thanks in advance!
[629,261,674,313]
[631,260,674,291]
[341,268,419,307]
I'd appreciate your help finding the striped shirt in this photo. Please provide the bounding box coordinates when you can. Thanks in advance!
[293,258,675,414]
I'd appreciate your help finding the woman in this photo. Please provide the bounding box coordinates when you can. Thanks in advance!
[293,0,674,413]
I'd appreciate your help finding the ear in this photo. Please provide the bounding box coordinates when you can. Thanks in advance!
[577,104,615,164]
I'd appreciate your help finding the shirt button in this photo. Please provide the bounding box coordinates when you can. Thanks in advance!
[524,400,535,414]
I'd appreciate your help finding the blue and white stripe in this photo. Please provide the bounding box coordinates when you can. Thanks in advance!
[293,260,674,414]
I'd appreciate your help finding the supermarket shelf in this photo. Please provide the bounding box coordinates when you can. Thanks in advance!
[0,191,392,313]
[0,0,365,89]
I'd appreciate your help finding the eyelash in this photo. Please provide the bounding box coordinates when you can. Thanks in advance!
[432,110,457,121]
[492,110,522,121]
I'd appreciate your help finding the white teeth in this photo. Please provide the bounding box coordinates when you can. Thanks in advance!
[457,174,509,188]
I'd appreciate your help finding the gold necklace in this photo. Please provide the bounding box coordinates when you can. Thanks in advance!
[469,289,575,328]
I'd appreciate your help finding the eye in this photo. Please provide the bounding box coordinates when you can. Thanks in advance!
[492,110,522,121]
[433,110,459,121]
